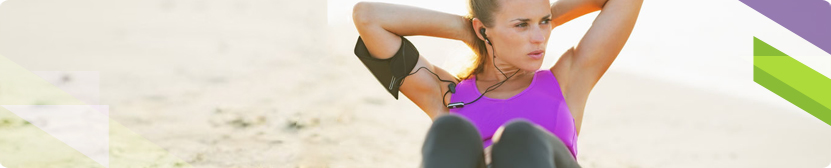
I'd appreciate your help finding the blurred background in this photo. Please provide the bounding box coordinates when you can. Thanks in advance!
[0,0,830,167]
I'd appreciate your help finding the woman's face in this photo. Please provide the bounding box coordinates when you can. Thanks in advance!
[486,0,552,71]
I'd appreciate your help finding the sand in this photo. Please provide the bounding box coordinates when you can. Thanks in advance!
[0,0,829,167]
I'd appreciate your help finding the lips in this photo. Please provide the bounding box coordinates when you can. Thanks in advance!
[527,50,544,59]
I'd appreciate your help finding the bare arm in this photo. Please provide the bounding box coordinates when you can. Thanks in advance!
[549,0,643,134]
[549,0,608,27]
[353,2,476,59]
[353,2,472,119]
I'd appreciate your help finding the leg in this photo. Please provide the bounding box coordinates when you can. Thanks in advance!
[421,114,487,168]
[490,119,580,168]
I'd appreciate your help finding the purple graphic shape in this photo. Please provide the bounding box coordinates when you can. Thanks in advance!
[740,0,831,55]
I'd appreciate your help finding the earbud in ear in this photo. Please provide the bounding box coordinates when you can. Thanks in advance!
[479,28,491,45]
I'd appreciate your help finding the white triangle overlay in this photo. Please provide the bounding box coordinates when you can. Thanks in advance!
[2,105,110,168]
[0,71,109,167]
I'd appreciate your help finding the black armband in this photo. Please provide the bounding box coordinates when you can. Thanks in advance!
[354,36,419,100]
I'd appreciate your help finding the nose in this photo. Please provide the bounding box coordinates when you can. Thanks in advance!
[530,26,546,44]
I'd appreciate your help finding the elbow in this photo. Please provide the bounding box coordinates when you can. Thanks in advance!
[352,2,375,27]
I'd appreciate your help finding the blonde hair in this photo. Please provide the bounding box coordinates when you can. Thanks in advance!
[458,0,500,80]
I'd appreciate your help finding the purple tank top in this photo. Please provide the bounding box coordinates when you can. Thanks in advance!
[449,69,578,157]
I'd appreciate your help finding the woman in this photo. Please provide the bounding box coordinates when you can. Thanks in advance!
[352,0,641,167]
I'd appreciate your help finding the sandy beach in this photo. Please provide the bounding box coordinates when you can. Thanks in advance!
[0,0,830,167]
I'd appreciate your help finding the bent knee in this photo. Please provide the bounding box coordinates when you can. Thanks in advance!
[430,114,476,133]
[492,119,534,142]
[501,119,538,137]
[500,119,567,147]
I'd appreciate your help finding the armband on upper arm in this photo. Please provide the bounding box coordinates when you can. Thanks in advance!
[354,36,419,100]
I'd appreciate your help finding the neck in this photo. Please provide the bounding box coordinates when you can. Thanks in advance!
[478,58,530,82]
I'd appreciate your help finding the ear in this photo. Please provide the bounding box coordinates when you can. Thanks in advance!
[471,18,487,42]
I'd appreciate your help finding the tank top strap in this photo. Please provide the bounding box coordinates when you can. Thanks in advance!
[532,69,563,95]
[449,75,481,105]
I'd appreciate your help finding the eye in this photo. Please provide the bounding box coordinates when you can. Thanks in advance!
[515,22,528,28]
[542,19,551,25]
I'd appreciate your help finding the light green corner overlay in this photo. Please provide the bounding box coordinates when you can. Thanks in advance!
[754,37,831,126]
[0,55,192,167]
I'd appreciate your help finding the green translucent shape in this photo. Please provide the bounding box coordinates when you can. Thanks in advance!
[753,37,831,126]
[0,107,105,168]
[0,55,193,167]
